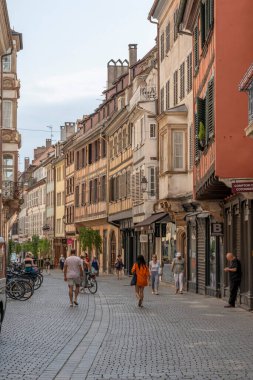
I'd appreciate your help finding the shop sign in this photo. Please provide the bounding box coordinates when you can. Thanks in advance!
[232,182,253,193]
[140,234,148,243]
[211,223,223,236]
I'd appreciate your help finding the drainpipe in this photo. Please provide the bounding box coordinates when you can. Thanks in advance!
[0,46,13,238]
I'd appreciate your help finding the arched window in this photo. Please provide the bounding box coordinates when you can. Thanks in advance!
[3,154,14,181]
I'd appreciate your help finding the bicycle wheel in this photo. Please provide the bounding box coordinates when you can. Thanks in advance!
[7,280,25,300]
[33,275,42,290]
[17,280,34,301]
[88,277,97,294]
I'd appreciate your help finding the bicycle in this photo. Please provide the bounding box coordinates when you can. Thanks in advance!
[80,272,97,294]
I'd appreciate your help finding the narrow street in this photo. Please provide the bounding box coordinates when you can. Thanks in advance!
[1,272,253,380]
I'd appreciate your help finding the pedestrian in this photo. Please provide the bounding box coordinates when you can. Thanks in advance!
[171,252,185,294]
[224,252,242,308]
[24,252,35,274]
[45,257,51,274]
[149,254,160,295]
[91,256,99,276]
[115,254,124,279]
[132,255,149,307]
[64,249,83,307]
[59,254,65,271]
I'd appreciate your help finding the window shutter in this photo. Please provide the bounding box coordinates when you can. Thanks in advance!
[187,53,193,93]
[173,70,178,106]
[180,62,185,100]
[166,22,170,53]
[210,0,214,27]
[166,80,170,110]
[197,97,206,124]
[194,113,199,161]
[160,32,165,62]
[194,26,199,70]
[160,87,164,113]
[207,78,215,138]
[174,9,179,42]
[126,171,131,198]
[189,124,194,169]
[155,167,159,198]
[200,2,206,47]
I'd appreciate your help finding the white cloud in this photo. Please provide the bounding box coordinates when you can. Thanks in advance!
[21,67,106,105]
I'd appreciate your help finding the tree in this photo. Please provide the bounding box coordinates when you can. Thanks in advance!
[39,238,51,257]
[79,227,102,255]
[31,235,40,258]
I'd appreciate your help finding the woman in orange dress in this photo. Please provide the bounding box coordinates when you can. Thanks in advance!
[132,255,149,307]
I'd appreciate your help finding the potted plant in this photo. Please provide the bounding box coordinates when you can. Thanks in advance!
[198,121,206,150]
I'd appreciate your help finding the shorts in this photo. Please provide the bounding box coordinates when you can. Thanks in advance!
[67,278,81,286]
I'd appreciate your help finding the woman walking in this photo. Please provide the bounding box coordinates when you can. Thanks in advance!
[149,254,160,295]
[115,254,124,280]
[171,252,185,294]
[132,255,149,307]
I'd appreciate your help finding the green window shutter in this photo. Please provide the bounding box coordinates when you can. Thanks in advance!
[194,112,199,161]
[210,0,214,27]
[208,78,215,138]
[200,2,206,47]
[197,97,206,124]
[205,85,209,145]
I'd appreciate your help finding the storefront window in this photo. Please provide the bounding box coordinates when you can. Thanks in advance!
[209,236,216,288]
[189,224,196,282]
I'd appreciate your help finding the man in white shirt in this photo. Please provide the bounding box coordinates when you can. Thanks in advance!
[64,249,83,307]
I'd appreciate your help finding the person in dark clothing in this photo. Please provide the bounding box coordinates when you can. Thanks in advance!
[224,252,242,308]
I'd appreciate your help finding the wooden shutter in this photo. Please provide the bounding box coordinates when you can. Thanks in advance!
[207,78,214,138]
[200,2,206,47]
[166,80,170,110]
[197,97,206,124]
[174,70,178,106]
[160,32,165,62]
[187,53,193,93]
[160,87,164,113]
[210,0,214,27]
[194,113,199,161]
[194,26,199,70]
[166,22,170,53]
[126,171,131,198]
[180,62,185,100]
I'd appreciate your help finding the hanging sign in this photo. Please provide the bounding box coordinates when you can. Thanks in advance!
[211,223,223,236]
[140,234,148,243]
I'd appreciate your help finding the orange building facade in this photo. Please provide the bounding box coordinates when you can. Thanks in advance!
[179,0,253,309]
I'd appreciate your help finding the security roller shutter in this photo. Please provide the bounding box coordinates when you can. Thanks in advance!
[197,218,206,295]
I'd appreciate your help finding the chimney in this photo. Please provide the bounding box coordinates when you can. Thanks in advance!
[24,157,30,171]
[129,44,137,67]
[46,139,52,148]
[107,59,116,89]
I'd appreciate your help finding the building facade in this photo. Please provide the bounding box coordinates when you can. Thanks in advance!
[178,0,253,309]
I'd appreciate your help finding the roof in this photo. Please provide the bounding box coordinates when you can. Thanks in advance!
[135,212,171,228]
[239,63,253,91]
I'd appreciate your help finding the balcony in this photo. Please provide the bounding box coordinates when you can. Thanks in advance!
[2,181,23,201]
[129,86,157,111]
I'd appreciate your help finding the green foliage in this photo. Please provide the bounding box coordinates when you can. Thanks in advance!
[198,121,206,142]
[79,227,102,253]
[39,238,51,256]
[31,235,40,258]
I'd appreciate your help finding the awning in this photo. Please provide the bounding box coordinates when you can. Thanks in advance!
[135,212,171,229]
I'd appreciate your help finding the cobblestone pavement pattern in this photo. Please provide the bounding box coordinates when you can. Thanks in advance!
[1,271,253,380]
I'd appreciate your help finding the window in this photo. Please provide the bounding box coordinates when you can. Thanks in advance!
[81,148,86,167]
[166,22,170,53]
[173,70,178,106]
[3,154,14,181]
[122,129,127,149]
[150,124,156,138]
[3,100,12,129]
[174,9,179,42]
[149,167,156,196]
[89,181,93,203]
[118,131,122,153]
[200,0,214,47]
[88,143,92,164]
[101,138,106,158]
[100,175,106,202]
[194,26,199,70]
[187,53,193,93]
[173,131,185,171]
[114,136,118,156]
[2,55,11,72]
[57,192,61,206]
[140,117,144,143]
[76,151,80,170]
[180,62,185,100]
[160,133,167,173]
[166,80,170,110]
[205,78,215,140]
[95,140,99,161]
[128,124,132,145]
[94,178,98,203]
[160,87,164,113]
[160,32,165,62]
[81,183,86,206]
[56,219,61,234]
[109,140,113,158]
[189,124,194,170]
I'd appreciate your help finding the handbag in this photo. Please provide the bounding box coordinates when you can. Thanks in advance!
[130,272,137,286]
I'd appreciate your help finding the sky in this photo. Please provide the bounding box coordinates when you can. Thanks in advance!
[6,0,156,171]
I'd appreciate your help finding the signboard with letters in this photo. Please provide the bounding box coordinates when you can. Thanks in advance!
[232,182,253,193]
[211,223,224,236]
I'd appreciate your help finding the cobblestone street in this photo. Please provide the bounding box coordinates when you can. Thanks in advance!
[1,271,253,380]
